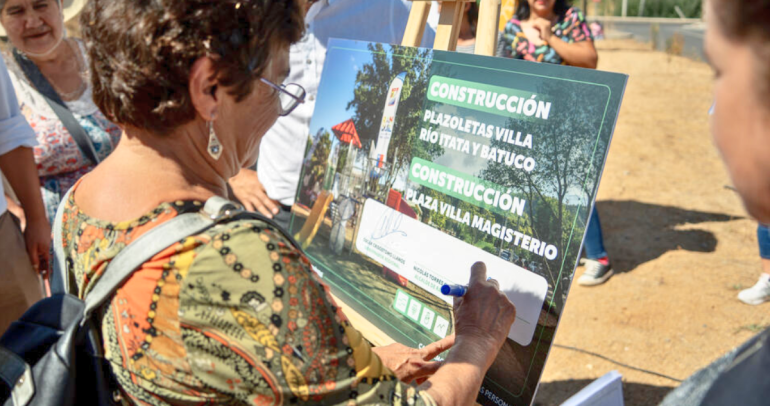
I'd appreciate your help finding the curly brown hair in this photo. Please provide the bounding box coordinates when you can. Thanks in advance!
[80,0,305,134]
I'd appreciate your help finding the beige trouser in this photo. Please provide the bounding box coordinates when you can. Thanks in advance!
[0,211,43,335]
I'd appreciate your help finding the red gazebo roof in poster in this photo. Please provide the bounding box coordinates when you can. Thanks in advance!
[331,119,362,148]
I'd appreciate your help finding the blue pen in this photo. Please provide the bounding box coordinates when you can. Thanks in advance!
[440,284,467,297]
[441,277,494,297]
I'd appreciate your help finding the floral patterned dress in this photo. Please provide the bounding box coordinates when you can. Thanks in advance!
[61,183,436,406]
[4,39,122,222]
[498,7,593,64]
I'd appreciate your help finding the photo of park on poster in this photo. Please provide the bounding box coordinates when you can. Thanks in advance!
[288,38,626,406]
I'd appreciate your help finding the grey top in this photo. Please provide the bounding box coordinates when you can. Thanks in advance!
[454,33,504,56]
[659,327,770,406]
[455,42,476,54]
[658,348,738,406]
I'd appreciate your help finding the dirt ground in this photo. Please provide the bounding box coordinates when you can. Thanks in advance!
[533,39,770,405]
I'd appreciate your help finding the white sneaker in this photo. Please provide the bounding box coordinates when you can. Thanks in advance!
[738,274,770,305]
[577,259,614,286]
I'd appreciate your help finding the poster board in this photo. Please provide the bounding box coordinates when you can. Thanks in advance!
[289,38,627,406]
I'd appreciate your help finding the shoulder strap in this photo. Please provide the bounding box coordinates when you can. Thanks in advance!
[12,49,100,166]
[80,196,241,321]
[81,211,215,320]
[51,188,72,295]
[50,190,295,324]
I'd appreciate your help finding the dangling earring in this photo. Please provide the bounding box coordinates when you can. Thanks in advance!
[207,121,222,160]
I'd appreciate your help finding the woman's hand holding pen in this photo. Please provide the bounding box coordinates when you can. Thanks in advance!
[420,262,516,406]
[452,262,516,369]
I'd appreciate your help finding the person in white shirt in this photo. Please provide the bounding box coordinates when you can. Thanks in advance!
[229,0,436,229]
[0,55,49,334]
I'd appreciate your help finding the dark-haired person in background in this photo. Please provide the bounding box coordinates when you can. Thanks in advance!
[437,0,505,56]
[454,0,480,54]
[497,0,597,67]
[660,0,770,404]
[438,0,482,54]
[498,0,612,286]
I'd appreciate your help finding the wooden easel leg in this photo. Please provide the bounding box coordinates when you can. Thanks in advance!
[434,1,464,51]
[402,1,432,47]
[475,0,502,56]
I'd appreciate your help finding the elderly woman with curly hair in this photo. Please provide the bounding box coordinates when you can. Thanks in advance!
[0,0,121,223]
[63,1,517,405]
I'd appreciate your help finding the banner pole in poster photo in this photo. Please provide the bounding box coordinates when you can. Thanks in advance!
[372,72,407,169]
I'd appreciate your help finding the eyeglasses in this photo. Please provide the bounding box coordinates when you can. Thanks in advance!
[260,78,306,116]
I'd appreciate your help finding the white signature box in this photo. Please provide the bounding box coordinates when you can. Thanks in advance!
[355,198,548,346]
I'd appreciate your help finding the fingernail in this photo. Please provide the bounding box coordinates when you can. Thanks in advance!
[272,208,279,215]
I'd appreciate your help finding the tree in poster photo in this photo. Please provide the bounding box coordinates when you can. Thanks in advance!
[481,79,608,311]
[302,129,332,207]
[347,44,443,193]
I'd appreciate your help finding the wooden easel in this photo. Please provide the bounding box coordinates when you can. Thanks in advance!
[402,0,506,57]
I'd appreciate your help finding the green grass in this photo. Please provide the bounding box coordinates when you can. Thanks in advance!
[475,240,498,255]
[735,324,768,334]
[597,0,702,18]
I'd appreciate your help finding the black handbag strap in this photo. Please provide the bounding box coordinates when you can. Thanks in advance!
[12,49,100,166]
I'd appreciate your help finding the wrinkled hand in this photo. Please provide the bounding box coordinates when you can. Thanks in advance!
[372,335,455,384]
[24,215,51,275]
[228,169,280,218]
[532,18,553,42]
[452,262,516,368]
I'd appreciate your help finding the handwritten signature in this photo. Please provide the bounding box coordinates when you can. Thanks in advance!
[371,209,407,240]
